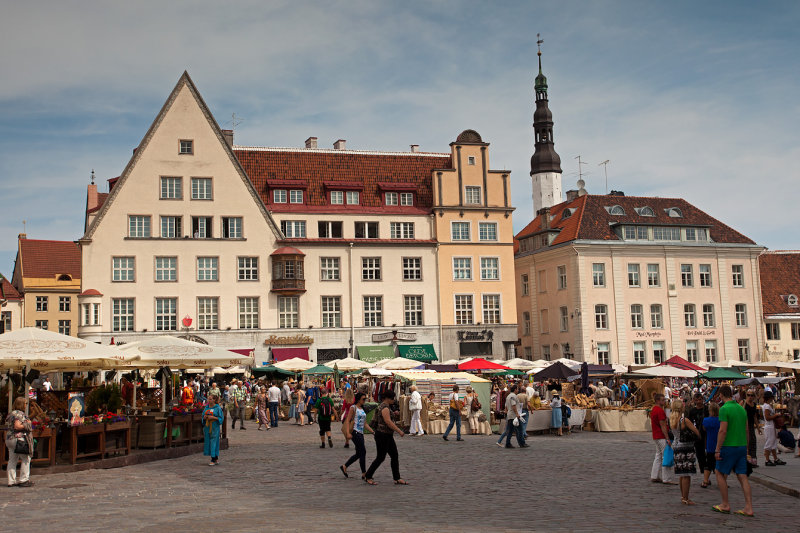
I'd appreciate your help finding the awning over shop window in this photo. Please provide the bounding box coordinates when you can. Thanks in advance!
[229,348,254,357]
[356,345,395,363]
[397,344,437,362]
[272,347,309,362]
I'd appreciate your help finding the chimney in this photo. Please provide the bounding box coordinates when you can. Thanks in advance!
[333,139,346,150]
[221,129,234,147]
[410,144,419,153]
[609,190,625,197]
[18,233,27,240]
[565,189,578,202]
[87,183,99,211]
[305,137,318,149]
[538,207,551,230]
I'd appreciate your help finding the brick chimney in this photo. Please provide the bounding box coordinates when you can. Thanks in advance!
[221,129,234,147]
[410,145,419,153]
[538,207,551,230]
[18,233,27,240]
[333,139,346,150]
[305,137,318,149]
[565,189,578,202]
[87,183,99,211]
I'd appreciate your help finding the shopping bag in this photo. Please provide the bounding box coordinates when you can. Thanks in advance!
[662,444,674,467]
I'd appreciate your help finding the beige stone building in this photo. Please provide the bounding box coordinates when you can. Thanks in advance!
[1,274,23,332]
[759,251,800,362]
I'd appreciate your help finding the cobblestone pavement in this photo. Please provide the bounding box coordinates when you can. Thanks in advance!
[3,421,799,532]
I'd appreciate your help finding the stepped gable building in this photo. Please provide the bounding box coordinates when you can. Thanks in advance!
[0,274,23,333]
[514,49,764,366]
[758,251,800,362]
[79,72,518,363]
[11,235,81,335]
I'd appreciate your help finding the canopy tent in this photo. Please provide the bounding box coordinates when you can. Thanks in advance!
[393,371,492,420]
[374,357,426,370]
[366,367,394,377]
[611,364,629,374]
[326,357,374,371]
[632,365,697,378]
[458,358,511,371]
[271,357,315,372]
[396,344,437,362]
[530,361,579,381]
[733,376,790,387]
[549,358,582,370]
[302,364,335,375]
[251,365,295,377]
[660,355,705,372]
[356,345,395,363]
[700,367,749,380]
[504,358,538,370]
[748,360,800,372]
[118,336,253,369]
[708,360,753,369]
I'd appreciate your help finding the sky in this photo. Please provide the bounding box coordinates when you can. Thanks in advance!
[1,1,799,275]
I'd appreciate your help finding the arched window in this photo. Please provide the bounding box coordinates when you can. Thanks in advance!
[788,294,798,307]
[57,274,72,281]
[562,208,573,220]
[637,206,655,217]
[609,205,625,216]
[666,207,683,218]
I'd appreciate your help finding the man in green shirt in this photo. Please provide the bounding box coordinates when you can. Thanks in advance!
[713,385,753,516]
[315,389,335,449]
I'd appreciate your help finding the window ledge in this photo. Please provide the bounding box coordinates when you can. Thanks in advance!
[124,237,246,241]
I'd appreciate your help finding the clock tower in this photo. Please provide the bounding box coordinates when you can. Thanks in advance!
[530,37,563,212]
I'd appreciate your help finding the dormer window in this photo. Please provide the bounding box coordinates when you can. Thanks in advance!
[58,274,72,281]
[179,140,193,155]
[289,190,303,204]
[606,205,625,216]
[666,207,683,218]
[788,294,799,307]
[636,206,655,217]
[562,208,573,220]
[273,190,287,203]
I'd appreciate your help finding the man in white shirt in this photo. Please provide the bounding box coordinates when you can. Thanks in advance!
[503,384,527,448]
[267,382,282,428]
[409,385,424,436]
[43,377,52,391]
[282,381,291,406]
[525,381,535,401]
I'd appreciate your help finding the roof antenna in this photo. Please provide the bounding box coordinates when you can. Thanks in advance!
[22,220,26,234]
[598,160,609,194]
[575,155,588,196]
[90,169,95,185]
[228,113,244,131]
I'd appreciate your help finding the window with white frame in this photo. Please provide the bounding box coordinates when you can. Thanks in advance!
[1,311,11,332]
[222,217,242,239]
[480,257,499,280]
[197,257,219,281]
[58,296,71,312]
[35,296,48,312]
[289,189,303,204]
[737,339,750,362]
[684,304,696,328]
[540,309,549,333]
[273,189,287,203]
[354,222,378,239]
[197,297,218,330]
[363,296,383,327]
[400,192,413,206]
[523,312,530,335]
[483,294,501,324]
[404,295,423,326]
[237,257,258,281]
[732,265,744,288]
[362,257,381,281]
[766,323,780,340]
[192,216,212,238]
[346,191,360,205]
[652,226,681,241]
[453,257,472,280]
[238,297,259,329]
[155,298,177,331]
[279,296,299,328]
[179,140,193,154]
[455,295,473,325]
[633,342,646,365]
[478,222,497,241]
[557,265,567,289]
[699,264,712,287]
[280,220,306,238]
[686,340,698,363]
[559,306,568,332]
[321,296,341,328]
[628,264,640,287]
[161,215,182,238]
[705,340,718,363]
[623,226,648,240]
[592,263,606,287]
[650,304,663,328]
[630,304,644,329]
[385,192,398,206]
[451,222,470,241]
[390,222,414,239]
[58,320,70,335]
[595,304,609,329]
[735,303,747,327]
[647,264,660,287]
[112,298,134,332]
[155,256,177,282]
[792,323,800,340]
[128,215,151,238]
[465,186,481,204]
[320,257,340,281]
[191,177,212,200]
[330,191,343,204]
[653,341,665,364]
[160,177,182,199]
[112,257,135,282]
[681,264,693,287]
[597,343,610,365]
[467,156,476,165]
[702,304,715,328]
[521,274,529,295]
[402,257,421,281]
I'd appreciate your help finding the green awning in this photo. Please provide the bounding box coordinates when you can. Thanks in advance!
[700,367,749,380]
[357,345,395,363]
[302,364,334,375]
[397,344,437,362]
[252,365,295,377]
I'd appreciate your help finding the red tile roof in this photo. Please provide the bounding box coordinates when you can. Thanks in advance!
[79,289,103,296]
[515,194,756,248]
[18,239,81,279]
[233,148,452,213]
[87,192,108,214]
[759,251,800,316]
[0,276,22,300]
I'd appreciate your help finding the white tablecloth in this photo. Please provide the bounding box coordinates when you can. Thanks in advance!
[593,409,651,432]
[496,409,587,435]
[426,419,492,435]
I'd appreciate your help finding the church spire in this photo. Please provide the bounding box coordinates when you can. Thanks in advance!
[530,34,562,176]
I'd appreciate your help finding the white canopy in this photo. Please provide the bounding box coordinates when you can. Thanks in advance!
[0,327,137,371]
[504,358,538,370]
[327,357,374,371]
[709,360,753,369]
[374,357,426,370]
[272,357,315,372]
[118,336,253,369]
[631,365,697,378]
[550,358,582,370]
[611,364,629,374]
[748,360,800,371]
[366,367,394,377]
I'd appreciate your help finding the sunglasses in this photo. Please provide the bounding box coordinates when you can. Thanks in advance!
[746,394,754,397]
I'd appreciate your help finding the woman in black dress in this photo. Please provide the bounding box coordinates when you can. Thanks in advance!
[669,399,701,505]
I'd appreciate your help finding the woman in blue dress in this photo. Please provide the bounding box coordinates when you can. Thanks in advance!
[202,394,224,465]
[550,391,563,436]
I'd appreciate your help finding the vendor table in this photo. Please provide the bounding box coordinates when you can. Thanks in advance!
[593,409,650,432]
[425,419,492,435]
[70,423,106,464]
[2,426,57,468]
[166,413,203,447]
[495,408,587,435]
[104,419,132,458]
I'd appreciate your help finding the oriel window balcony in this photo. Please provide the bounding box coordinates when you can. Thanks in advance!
[271,247,306,295]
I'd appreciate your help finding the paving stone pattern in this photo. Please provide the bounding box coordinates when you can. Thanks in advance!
[3,421,798,532]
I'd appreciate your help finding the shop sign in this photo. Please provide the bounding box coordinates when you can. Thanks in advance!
[372,331,417,342]
[264,334,313,346]
[457,330,494,342]
[633,331,663,339]
[687,330,716,337]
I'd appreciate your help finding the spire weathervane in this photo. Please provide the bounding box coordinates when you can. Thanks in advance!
[537,33,543,71]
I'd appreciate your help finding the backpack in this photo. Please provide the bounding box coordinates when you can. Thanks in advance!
[470,395,482,412]
[369,403,389,433]
[320,398,333,418]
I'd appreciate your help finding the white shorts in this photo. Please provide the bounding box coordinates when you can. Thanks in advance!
[764,427,778,451]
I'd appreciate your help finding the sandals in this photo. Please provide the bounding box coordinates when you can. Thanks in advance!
[339,465,348,478]
[394,479,409,485]
[700,481,710,488]
[734,510,754,517]
[711,505,730,514]
[681,498,696,506]
[364,478,378,485]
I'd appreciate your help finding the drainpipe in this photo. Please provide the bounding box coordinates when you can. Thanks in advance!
[348,242,355,357]
[435,243,443,362]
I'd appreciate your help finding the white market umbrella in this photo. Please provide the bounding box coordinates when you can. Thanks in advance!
[374,357,426,370]
[119,336,253,369]
[709,360,754,369]
[611,364,629,374]
[272,357,315,372]
[748,360,800,371]
[327,357,374,371]
[631,365,697,378]
[505,358,538,370]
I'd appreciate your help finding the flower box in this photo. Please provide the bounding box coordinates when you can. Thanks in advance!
[77,423,105,435]
[170,413,192,424]
[32,426,54,438]
[105,419,131,432]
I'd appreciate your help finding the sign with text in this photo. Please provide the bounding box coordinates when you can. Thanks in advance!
[371,331,417,342]
[264,334,313,346]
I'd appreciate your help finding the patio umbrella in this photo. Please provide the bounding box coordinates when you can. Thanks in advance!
[458,358,511,371]
[272,357,315,372]
[302,364,335,375]
[504,358,538,370]
[251,365,295,377]
[375,357,425,370]
[327,357,373,371]
[632,365,697,378]
[660,355,705,372]
[530,361,579,381]
[119,336,253,369]
[700,367,749,380]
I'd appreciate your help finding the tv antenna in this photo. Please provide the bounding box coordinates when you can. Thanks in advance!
[227,113,244,131]
[575,155,589,195]
[599,160,610,194]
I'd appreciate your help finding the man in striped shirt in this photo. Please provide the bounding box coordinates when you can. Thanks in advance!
[230,379,247,430]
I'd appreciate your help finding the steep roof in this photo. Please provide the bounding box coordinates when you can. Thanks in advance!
[18,239,81,279]
[0,275,22,300]
[515,194,756,250]
[759,251,800,316]
[234,147,451,214]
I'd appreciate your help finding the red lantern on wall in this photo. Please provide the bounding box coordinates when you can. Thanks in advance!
[182,315,193,328]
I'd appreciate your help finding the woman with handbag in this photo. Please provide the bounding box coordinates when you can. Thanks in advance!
[669,399,701,505]
[202,394,224,466]
[5,397,34,487]
[442,385,463,441]
[340,392,369,479]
